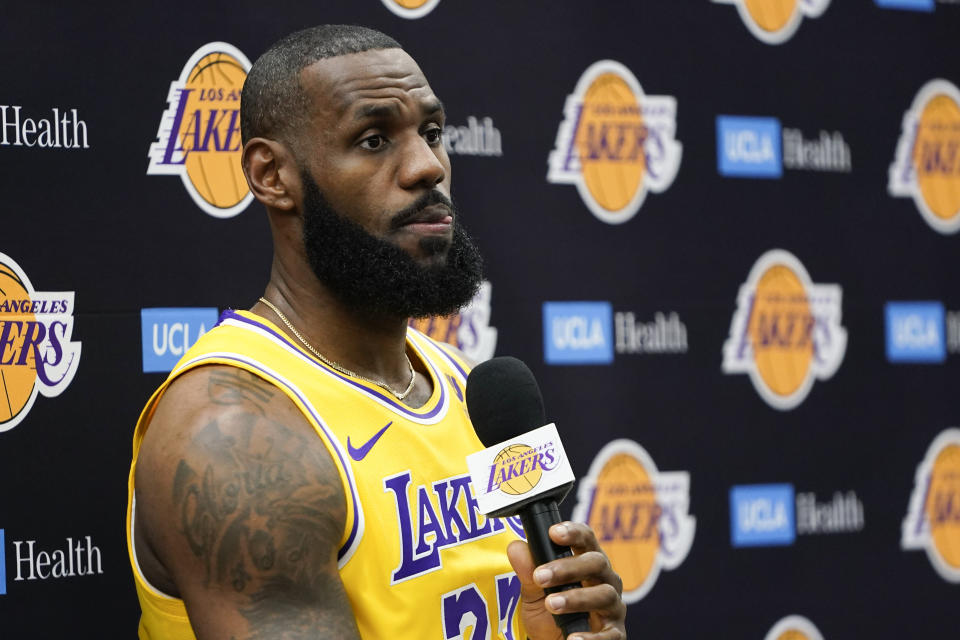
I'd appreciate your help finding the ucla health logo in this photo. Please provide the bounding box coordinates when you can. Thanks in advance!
[730,484,795,547]
[902,428,960,582]
[765,615,825,640]
[410,280,497,363]
[572,439,695,603]
[548,60,681,225]
[717,115,851,177]
[0,253,81,433]
[147,42,252,218]
[141,308,219,373]
[885,302,946,363]
[380,0,441,19]
[889,79,960,234]
[723,250,846,410]
[713,0,831,44]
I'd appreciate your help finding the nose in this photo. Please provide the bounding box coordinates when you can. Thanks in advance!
[397,135,447,190]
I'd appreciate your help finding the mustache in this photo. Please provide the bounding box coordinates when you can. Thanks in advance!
[389,191,455,230]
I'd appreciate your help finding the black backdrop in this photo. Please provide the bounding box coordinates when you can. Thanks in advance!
[1,1,958,637]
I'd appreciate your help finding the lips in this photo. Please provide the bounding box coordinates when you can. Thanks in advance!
[400,203,452,226]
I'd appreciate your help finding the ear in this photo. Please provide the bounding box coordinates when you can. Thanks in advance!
[241,137,298,211]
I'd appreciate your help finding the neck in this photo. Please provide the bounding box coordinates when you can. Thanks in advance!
[257,255,422,395]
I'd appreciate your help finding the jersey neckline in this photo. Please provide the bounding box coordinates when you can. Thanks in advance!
[217,309,449,422]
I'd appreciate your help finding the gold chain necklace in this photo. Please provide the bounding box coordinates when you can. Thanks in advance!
[257,297,416,401]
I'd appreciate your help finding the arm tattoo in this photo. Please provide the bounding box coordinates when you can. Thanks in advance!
[174,370,357,638]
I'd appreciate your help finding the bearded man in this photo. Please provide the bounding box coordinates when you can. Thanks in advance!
[126,24,627,640]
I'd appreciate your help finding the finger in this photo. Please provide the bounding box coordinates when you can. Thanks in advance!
[549,521,600,553]
[567,627,626,640]
[544,583,624,619]
[533,551,609,589]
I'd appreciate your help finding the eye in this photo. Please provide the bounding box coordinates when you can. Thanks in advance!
[359,134,387,150]
[423,126,443,146]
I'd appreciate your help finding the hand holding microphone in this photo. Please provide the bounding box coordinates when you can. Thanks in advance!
[466,357,627,640]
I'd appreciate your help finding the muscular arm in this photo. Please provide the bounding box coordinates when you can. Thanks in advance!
[134,366,361,639]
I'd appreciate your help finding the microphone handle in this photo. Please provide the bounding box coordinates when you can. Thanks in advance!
[517,499,591,638]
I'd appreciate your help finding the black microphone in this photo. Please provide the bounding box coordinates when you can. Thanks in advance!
[466,356,590,639]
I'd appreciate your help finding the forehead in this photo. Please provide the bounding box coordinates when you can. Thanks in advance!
[299,48,436,123]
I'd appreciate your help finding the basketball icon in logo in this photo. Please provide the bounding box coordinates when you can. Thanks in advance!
[0,253,81,433]
[902,428,960,583]
[490,444,543,495]
[380,0,441,19]
[764,615,824,640]
[572,439,695,603]
[548,60,681,225]
[147,42,253,219]
[722,249,846,410]
[712,0,831,45]
[889,79,960,235]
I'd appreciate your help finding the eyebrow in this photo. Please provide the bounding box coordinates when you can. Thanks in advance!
[351,97,446,122]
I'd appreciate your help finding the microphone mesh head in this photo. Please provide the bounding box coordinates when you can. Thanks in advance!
[466,356,546,446]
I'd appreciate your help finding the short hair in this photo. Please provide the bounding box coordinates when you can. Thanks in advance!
[240,25,402,146]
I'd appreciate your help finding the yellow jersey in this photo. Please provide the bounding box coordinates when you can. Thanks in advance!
[126,309,527,639]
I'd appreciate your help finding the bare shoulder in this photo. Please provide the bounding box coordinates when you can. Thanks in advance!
[135,365,359,639]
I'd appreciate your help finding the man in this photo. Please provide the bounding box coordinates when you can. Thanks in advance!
[127,25,627,639]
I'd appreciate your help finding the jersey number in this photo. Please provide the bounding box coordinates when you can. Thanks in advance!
[441,573,521,640]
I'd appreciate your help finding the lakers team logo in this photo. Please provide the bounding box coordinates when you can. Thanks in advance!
[713,0,831,45]
[723,250,846,410]
[410,280,497,363]
[147,42,252,218]
[0,253,81,433]
[764,615,825,640]
[889,79,960,235]
[485,443,559,496]
[571,440,695,603]
[547,61,681,225]
[380,0,441,19]
[902,428,960,582]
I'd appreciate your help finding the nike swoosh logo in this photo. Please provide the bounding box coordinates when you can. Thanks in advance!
[347,421,394,461]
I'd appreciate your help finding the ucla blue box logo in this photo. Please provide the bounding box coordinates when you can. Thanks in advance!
[874,0,934,11]
[730,484,795,547]
[716,115,783,178]
[0,529,6,595]
[543,302,613,365]
[141,308,220,373]
[885,302,946,363]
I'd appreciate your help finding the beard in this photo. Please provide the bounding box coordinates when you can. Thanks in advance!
[300,169,484,319]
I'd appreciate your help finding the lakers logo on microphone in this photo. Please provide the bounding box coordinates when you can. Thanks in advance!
[764,615,825,640]
[722,249,846,410]
[147,42,253,218]
[380,0,441,19]
[713,0,831,44]
[548,60,681,225]
[889,79,960,235]
[486,443,559,496]
[902,428,960,583]
[572,440,695,603]
[0,253,81,433]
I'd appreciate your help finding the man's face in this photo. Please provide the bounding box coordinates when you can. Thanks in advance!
[296,47,455,265]
[293,48,482,318]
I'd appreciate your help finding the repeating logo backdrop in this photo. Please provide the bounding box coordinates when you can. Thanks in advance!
[0,1,956,637]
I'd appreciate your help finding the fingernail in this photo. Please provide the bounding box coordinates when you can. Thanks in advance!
[533,567,552,586]
[553,523,569,537]
[546,594,565,612]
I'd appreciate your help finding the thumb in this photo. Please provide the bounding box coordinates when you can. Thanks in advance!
[507,540,544,597]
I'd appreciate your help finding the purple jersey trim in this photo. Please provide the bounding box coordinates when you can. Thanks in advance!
[185,351,363,562]
[425,336,471,381]
[220,309,447,421]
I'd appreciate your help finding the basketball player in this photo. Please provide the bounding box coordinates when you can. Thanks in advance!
[127,25,626,639]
